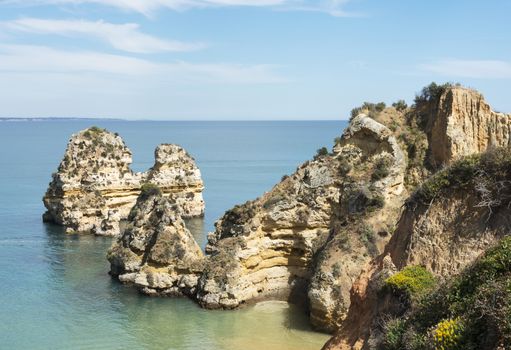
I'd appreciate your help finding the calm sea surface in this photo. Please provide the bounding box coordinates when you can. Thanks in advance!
[0,120,347,350]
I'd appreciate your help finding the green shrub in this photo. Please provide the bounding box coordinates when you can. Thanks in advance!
[382,237,511,349]
[392,99,408,111]
[332,263,342,278]
[314,147,329,160]
[262,194,285,209]
[139,183,162,199]
[382,318,406,350]
[371,157,392,181]
[432,318,464,350]
[367,193,385,212]
[360,224,378,257]
[414,82,459,106]
[350,101,386,120]
[412,154,480,204]
[338,158,352,176]
[385,265,435,299]
[88,126,105,133]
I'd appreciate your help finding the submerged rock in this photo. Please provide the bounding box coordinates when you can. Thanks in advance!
[42,127,204,236]
[108,186,204,296]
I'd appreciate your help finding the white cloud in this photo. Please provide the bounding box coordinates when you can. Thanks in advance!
[0,44,286,83]
[0,0,355,17]
[0,43,287,118]
[419,59,511,79]
[281,0,359,17]
[0,18,205,53]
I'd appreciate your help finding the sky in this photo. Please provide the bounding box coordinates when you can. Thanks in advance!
[0,0,509,120]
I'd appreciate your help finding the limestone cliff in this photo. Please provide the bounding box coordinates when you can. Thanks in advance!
[43,127,204,236]
[97,84,511,342]
[323,128,511,347]
[307,115,407,332]
[108,185,204,296]
[195,84,511,333]
[426,86,511,167]
[196,149,341,308]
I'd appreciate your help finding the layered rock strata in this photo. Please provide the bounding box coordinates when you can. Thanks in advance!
[194,85,511,332]
[43,127,204,236]
[108,187,204,296]
[100,84,511,342]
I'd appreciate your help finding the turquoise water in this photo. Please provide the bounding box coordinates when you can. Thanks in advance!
[0,120,346,350]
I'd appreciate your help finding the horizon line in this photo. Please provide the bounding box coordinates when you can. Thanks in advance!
[0,117,349,122]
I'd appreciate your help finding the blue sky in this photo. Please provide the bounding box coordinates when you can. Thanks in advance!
[0,0,509,120]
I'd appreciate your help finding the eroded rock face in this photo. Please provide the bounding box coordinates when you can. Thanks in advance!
[427,86,511,167]
[323,122,511,349]
[324,173,511,350]
[196,155,340,309]
[108,189,204,296]
[97,85,511,343]
[308,115,407,332]
[42,127,204,236]
[192,115,408,322]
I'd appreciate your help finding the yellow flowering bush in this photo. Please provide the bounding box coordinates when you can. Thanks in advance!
[385,265,435,298]
[432,318,463,350]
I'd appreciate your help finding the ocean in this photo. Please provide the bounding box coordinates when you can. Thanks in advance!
[0,120,347,350]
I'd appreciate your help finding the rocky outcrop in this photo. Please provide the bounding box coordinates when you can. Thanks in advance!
[42,127,204,236]
[427,87,511,167]
[96,84,511,343]
[196,151,341,309]
[307,115,407,332]
[108,186,204,296]
[193,114,408,324]
[323,147,511,347]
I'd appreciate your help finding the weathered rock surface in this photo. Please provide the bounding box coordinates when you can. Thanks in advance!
[323,88,511,348]
[191,113,408,324]
[427,86,511,167]
[307,115,408,332]
[97,84,511,343]
[196,152,341,309]
[43,127,204,236]
[108,187,204,296]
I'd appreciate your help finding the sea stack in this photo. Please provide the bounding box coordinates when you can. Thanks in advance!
[108,185,204,296]
[42,127,204,236]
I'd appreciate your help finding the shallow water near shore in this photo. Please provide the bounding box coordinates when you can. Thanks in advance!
[0,120,345,350]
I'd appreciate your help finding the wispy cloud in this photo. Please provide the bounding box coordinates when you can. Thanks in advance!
[0,44,286,84]
[419,59,511,79]
[0,0,357,17]
[281,0,361,17]
[0,18,205,53]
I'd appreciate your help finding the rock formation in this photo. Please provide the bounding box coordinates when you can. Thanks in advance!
[323,148,511,349]
[98,83,511,344]
[43,127,204,236]
[427,87,511,166]
[194,84,511,333]
[108,185,204,296]
[322,87,511,348]
[190,106,414,327]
